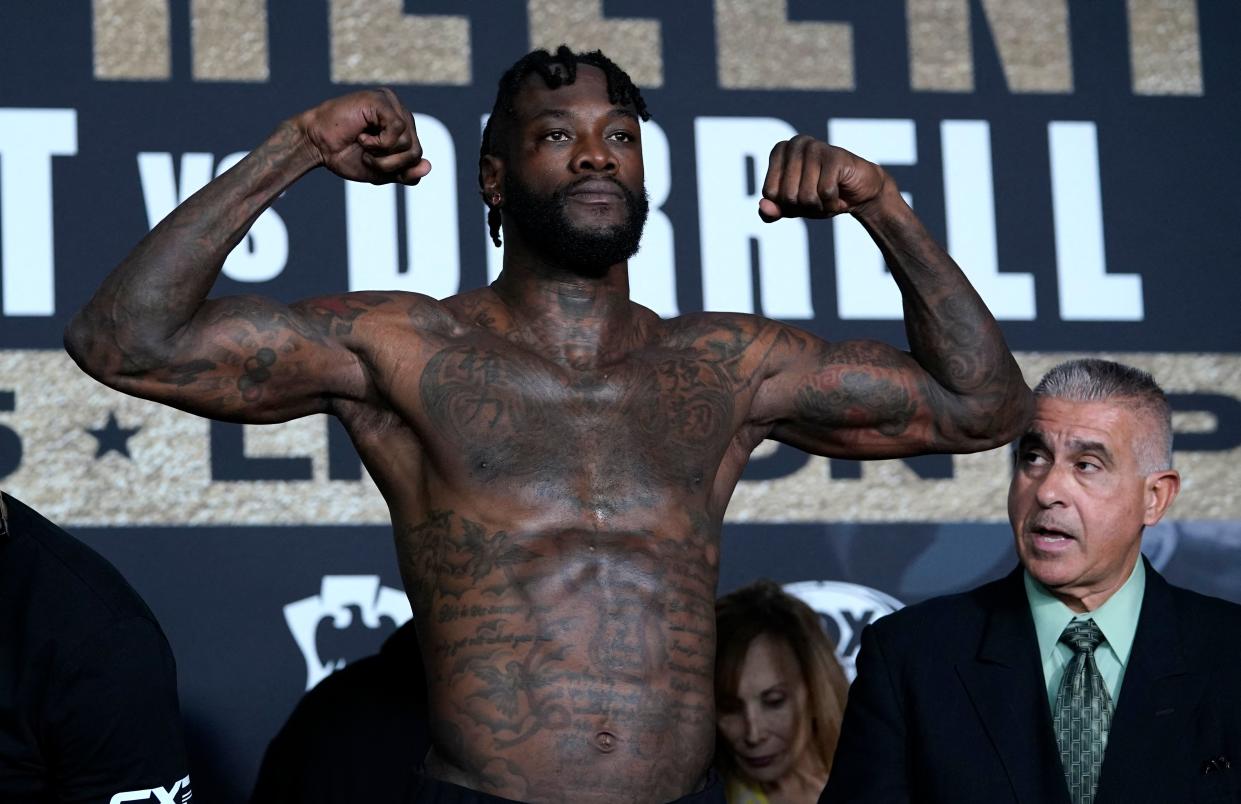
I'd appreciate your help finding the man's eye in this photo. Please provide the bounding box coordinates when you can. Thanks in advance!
[1021,451,1047,465]
[544,131,569,142]
[1076,461,1101,472]
[609,131,635,142]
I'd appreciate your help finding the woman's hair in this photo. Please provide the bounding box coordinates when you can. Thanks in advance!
[714,579,850,778]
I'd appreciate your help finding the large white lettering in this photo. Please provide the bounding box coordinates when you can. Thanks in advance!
[1049,121,1143,320]
[0,109,77,316]
[695,117,813,318]
[627,120,677,317]
[346,114,460,298]
[828,119,917,320]
[137,152,209,230]
[483,113,502,284]
[941,120,1036,320]
[137,151,288,282]
[213,152,288,282]
[480,115,506,285]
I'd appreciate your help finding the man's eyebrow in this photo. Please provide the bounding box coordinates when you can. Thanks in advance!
[529,109,571,122]
[1017,431,1113,462]
[1067,438,1113,461]
[608,107,640,122]
[526,107,638,123]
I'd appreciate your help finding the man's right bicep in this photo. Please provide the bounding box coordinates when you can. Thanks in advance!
[92,294,372,424]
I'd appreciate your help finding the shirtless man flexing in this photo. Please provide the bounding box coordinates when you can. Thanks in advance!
[66,48,1032,804]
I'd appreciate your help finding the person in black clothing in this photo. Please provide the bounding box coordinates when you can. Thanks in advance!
[0,491,192,804]
[250,619,429,803]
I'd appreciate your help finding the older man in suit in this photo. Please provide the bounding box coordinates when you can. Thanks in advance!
[822,358,1241,804]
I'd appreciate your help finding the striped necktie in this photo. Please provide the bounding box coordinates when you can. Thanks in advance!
[1053,619,1113,804]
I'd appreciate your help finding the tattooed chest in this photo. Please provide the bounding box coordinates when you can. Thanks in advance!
[413,345,738,502]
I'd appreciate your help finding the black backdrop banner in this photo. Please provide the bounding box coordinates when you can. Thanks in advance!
[2,1,1239,799]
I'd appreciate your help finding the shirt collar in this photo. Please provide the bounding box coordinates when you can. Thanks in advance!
[1024,557,1146,664]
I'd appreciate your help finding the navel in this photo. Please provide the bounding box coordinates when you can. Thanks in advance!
[593,730,619,753]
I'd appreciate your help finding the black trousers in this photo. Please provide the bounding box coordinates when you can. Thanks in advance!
[409,770,726,803]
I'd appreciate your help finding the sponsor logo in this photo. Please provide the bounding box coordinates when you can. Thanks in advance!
[783,580,905,681]
[108,774,191,803]
[283,575,412,690]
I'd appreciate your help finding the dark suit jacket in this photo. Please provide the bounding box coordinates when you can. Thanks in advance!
[821,560,1241,803]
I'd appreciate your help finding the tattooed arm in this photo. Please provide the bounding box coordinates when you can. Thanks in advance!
[64,90,431,422]
[748,136,1031,457]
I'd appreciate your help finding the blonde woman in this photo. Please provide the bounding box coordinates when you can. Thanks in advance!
[715,580,849,804]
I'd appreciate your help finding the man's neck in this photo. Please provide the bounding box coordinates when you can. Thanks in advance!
[1034,550,1142,614]
[490,260,645,369]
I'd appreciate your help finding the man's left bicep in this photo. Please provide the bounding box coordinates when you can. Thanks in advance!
[755,337,948,457]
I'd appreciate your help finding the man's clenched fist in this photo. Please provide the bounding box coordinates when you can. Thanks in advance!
[297,88,431,186]
[759,135,889,222]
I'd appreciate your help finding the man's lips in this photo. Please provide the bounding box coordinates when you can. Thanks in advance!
[1029,523,1076,551]
[567,179,624,203]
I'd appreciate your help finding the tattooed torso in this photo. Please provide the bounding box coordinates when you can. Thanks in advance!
[71,270,1006,801]
[62,105,1032,804]
[327,288,778,803]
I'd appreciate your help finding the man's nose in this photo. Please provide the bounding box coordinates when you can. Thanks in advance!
[1034,464,1068,507]
[572,137,616,172]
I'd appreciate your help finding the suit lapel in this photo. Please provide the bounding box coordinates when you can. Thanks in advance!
[1096,562,1202,803]
[957,568,1071,804]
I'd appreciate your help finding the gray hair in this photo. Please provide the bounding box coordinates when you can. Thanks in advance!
[1033,358,1173,473]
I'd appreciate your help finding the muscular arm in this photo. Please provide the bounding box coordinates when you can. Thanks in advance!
[64,90,429,423]
[750,137,1031,456]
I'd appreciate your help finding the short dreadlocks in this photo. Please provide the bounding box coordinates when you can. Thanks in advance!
[480,46,652,247]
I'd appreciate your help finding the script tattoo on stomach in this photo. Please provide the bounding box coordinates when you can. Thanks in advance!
[398,510,719,801]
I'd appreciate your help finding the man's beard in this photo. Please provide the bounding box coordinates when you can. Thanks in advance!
[502,174,650,277]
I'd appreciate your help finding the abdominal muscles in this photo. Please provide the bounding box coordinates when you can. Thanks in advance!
[399,515,718,803]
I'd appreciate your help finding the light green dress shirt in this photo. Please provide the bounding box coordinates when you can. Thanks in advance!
[1023,558,1146,708]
